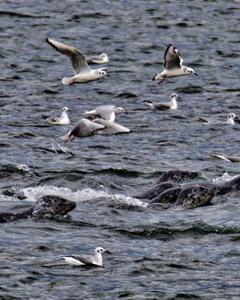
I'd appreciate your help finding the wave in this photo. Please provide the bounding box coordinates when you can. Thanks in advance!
[18,185,148,208]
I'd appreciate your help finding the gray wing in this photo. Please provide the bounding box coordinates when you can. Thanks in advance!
[47,116,58,123]
[71,119,105,137]
[164,44,183,69]
[95,119,130,135]
[154,102,171,110]
[46,38,90,73]
[70,255,95,265]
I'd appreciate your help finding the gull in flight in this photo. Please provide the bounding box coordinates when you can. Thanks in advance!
[84,105,127,122]
[46,38,109,85]
[46,106,70,125]
[84,104,130,135]
[62,247,111,267]
[62,117,105,143]
[152,44,197,84]
[144,93,179,110]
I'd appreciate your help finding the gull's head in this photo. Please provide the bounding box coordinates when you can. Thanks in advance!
[62,107,69,112]
[99,53,109,63]
[170,93,178,99]
[97,69,109,77]
[116,107,127,114]
[95,247,111,254]
[186,67,197,76]
[228,112,238,124]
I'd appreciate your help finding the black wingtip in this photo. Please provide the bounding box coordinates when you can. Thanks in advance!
[152,74,156,81]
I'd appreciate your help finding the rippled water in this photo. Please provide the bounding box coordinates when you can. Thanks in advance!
[0,0,240,299]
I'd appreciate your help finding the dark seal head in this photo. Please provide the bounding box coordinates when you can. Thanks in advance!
[157,170,201,184]
[0,195,76,223]
[175,185,217,209]
[31,195,76,217]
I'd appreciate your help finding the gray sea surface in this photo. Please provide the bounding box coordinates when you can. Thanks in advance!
[0,0,240,299]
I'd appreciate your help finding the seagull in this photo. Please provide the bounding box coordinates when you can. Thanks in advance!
[198,113,239,125]
[62,117,105,143]
[62,247,111,267]
[87,53,109,64]
[46,106,70,125]
[152,44,197,84]
[94,118,131,135]
[144,93,179,110]
[46,38,109,85]
[84,105,127,122]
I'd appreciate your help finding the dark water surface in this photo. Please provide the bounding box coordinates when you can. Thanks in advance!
[0,0,240,299]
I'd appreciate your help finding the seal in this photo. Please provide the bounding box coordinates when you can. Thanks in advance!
[0,195,76,223]
[149,175,240,209]
[134,182,179,200]
[174,185,217,209]
[150,186,183,208]
[157,170,201,184]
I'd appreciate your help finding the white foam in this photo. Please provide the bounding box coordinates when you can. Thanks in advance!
[213,172,238,184]
[19,185,147,208]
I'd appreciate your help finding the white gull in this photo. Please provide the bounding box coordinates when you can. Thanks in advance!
[152,44,197,84]
[144,93,179,110]
[62,247,111,267]
[46,38,109,85]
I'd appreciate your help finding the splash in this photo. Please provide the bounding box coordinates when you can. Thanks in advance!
[213,172,238,184]
[19,185,148,208]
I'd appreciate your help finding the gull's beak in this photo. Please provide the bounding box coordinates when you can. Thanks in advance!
[106,74,111,77]
[194,72,198,76]
[124,109,128,114]
[105,250,112,254]
[234,116,240,123]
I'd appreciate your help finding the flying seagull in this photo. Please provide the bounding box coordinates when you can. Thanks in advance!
[152,44,197,84]
[46,38,109,85]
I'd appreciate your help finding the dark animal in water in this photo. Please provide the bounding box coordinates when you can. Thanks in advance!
[147,175,240,209]
[0,195,76,223]
[157,170,201,184]
[134,182,179,200]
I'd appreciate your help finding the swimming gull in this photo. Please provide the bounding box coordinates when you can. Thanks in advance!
[152,44,197,84]
[46,106,70,125]
[62,247,111,267]
[84,105,127,122]
[144,93,179,110]
[46,38,109,85]
[198,112,239,125]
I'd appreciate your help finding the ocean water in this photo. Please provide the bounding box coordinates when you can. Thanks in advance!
[0,0,240,299]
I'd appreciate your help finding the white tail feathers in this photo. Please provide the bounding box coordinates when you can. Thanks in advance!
[62,77,74,86]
